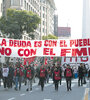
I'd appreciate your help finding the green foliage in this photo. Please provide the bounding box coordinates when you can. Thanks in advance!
[29,34,35,40]
[42,34,58,40]
[0,9,41,39]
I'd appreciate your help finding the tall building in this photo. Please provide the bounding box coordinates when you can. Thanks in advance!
[0,0,3,37]
[40,0,56,39]
[2,0,56,40]
[0,0,2,17]
[54,14,58,37]
[58,27,71,39]
[82,0,90,38]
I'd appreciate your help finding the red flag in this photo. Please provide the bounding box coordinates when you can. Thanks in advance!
[24,58,26,65]
[45,58,47,65]
[51,57,53,60]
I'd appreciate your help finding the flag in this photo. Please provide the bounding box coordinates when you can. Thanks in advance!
[51,57,53,60]
[45,58,47,65]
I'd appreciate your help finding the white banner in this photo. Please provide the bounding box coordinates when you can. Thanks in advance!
[0,38,90,58]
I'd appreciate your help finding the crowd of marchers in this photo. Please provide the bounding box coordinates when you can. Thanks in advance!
[0,62,90,92]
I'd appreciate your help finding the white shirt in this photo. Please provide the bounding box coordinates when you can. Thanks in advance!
[2,67,9,77]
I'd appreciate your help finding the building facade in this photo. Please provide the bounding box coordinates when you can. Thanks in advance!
[54,14,58,37]
[58,27,71,39]
[2,0,56,40]
[82,0,90,38]
[0,0,3,37]
[0,0,2,17]
[40,0,55,39]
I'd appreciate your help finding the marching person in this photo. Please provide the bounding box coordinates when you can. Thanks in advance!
[14,63,23,91]
[26,65,34,91]
[46,66,51,83]
[88,68,90,78]
[57,64,62,85]
[23,65,28,86]
[64,64,73,91]
[78,63,84,86]
[2,64,9,89]
[82,64,87,84]
[51,64,56,78]
[53,67,61,91]
[73,67,78,79]
[39,65,47,91]
[88,68,90,88]
[0,67,2,87]
[8,64,14,88]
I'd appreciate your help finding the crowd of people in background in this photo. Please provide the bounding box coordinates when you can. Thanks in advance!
[0,62,90,92]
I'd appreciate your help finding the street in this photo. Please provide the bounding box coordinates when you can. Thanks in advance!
[0,79,90,100]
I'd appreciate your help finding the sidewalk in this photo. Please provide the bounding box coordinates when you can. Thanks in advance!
[88,89,90,100]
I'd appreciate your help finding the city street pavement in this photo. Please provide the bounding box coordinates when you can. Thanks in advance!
[0,78,90,100]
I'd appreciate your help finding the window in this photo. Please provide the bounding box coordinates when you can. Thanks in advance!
[46,8,47,12]
[10,0,14,6]
[33,9,34,12]
[43,14,45,18]
[31,7,32,11]
[43,28,44,33]
[21,0,23,6]
[40,6,41,10]
[40,13,41,17]
[31,0,32,4]
[43,7,45,11]
[43,21,45,25]
[29,5,30,11]
[46,29,47,33]
[1,3,2,12]
[24,0,26,9]
[27,3,28,10]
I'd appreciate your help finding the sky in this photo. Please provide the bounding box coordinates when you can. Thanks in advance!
[54,0,83,38]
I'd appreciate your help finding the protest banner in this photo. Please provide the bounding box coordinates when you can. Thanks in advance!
[0,38,90,58]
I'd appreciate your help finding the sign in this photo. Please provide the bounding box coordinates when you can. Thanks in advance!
[0,38,90,58]
[61,56,90,66]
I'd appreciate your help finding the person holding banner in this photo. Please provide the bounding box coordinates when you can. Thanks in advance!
[64,64,73,91]
[39,65,47,91]
[26,65,34,91]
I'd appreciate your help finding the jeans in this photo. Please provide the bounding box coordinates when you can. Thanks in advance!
[78,77,83,86]
[27,79,32,90]
[0,78,1,86]
[66,78,72,90]
[3,77,9,88]
[40,78,45,91]
[15,76,21,90]
[54,80,59,91]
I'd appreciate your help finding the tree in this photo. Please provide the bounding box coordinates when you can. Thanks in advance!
[0,9,41,39]
[42,34,58,40]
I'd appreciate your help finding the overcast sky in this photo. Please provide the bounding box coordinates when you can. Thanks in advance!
[55,0,83,38]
